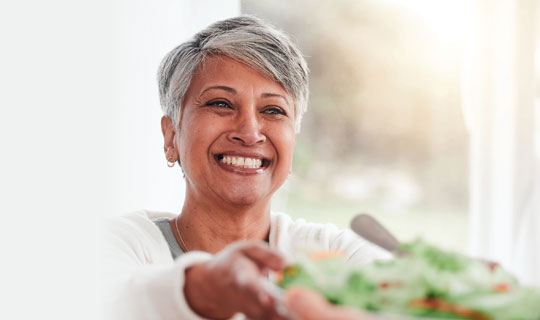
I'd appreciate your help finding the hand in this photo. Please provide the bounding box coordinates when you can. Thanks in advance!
[184,241,288,320]
[285,288,376,320]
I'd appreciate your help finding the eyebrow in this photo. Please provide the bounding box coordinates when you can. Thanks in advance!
[261,93,290,105]
[200,85,237,95]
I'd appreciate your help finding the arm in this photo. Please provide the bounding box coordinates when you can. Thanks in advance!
[102,221,289,320]
[272,212,391,265]
[101,223,213,320]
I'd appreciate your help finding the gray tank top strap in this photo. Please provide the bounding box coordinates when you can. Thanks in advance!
[154,218,184,260]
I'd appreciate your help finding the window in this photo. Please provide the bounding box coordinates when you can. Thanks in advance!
[243,0,472,252]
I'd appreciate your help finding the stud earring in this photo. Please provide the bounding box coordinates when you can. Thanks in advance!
[167,156,175,168]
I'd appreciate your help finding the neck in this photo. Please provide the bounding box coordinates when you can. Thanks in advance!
[172,191,272,254]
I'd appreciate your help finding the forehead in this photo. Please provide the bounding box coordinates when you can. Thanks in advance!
[188,55,291,98]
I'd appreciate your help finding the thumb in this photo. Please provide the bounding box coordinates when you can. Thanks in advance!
[237,241,286,271]
[285,288,369,320]
[285,288,330,319]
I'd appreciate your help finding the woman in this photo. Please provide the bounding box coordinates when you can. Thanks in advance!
[102,15,387,320]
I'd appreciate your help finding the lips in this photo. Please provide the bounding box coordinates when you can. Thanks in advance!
[214,152,271,173]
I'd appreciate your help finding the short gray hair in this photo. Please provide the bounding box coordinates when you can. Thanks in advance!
[157,15,309,132]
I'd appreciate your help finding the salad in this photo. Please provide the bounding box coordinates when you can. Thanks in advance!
[278,239,540,320]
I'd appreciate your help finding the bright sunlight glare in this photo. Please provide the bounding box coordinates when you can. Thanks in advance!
[379,0,476,45]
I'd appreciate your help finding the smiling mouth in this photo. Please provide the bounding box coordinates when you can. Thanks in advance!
[215,154,270,170]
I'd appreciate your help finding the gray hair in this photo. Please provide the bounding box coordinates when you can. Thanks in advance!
[157,15,309,132]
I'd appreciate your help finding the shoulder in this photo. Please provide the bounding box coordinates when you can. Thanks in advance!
[102,210,176,264]
[270,211,391,265]
[271,211,353,245]
[104,210,174,243]
[271,211,339,244]
[105,209,175,228]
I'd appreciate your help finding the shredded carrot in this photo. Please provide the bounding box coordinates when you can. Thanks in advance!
[493,283,512,292]
[409,298,490,320]
[309,251,345,260]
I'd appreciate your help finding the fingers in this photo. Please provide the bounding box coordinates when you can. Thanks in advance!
[199,241,289,319]
[234,269,274,308]
[231,241,286,271]
[219,244,284,318]
[240,279,288,320]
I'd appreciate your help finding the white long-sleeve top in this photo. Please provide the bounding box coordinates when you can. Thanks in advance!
[100,210,389,320]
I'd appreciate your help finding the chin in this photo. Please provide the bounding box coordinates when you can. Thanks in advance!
[222,190,269,208]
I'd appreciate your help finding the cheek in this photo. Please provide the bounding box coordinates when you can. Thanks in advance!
[177,117,204,169]
[177,115,222,167]
[274,126,296,169]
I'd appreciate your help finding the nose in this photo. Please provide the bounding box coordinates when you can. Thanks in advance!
[227,111,266,146]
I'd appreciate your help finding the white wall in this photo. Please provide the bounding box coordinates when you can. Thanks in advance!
[107,0,240,217]
[0,1,239,319]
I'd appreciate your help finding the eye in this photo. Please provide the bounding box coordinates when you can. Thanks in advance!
[206,100,233,109]
[262,106,286,115]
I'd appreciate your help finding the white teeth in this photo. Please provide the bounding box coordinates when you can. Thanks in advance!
[220,155,263,169]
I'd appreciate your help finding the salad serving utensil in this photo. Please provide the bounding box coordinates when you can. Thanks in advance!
[350,213,406,255]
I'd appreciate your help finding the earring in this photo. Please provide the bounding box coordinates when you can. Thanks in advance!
[167,156,175,168]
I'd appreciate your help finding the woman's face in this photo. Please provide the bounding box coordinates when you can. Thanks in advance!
[176,56,296,207]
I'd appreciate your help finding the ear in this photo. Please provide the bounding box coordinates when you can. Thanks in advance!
[161,116,176,152]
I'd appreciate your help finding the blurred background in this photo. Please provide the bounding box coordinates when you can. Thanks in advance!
[243,0,471,252]
[1,0,538,319]
[102,0,540,287]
